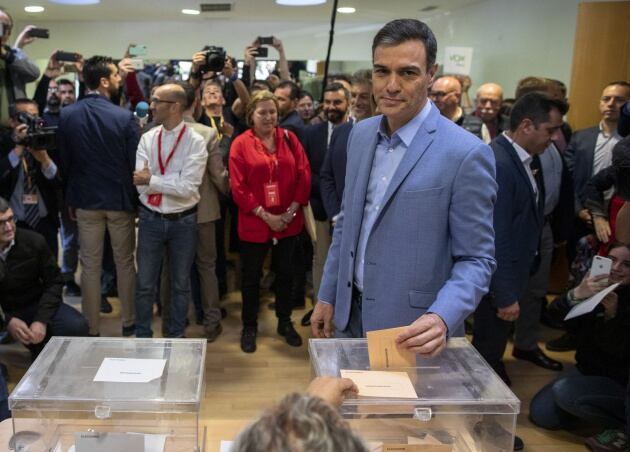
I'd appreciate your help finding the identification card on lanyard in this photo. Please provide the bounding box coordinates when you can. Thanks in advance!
[147,125,187,207]
[263,151,280,207]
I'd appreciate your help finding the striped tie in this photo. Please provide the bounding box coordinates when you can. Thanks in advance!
[22,153,40,229]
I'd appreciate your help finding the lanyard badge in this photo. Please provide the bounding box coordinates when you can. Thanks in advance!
[148,125,187,207]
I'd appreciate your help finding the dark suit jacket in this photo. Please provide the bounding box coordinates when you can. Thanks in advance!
[279,110,305,147]
[304,122,328,220]
[565,126,599,214]
[0,131,61,225]
[0,228,62,324]
[320,121,353,218]
[490,135,544,308]
[58,94,140,211]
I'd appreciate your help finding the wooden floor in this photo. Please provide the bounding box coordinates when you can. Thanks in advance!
[2,285,590,451]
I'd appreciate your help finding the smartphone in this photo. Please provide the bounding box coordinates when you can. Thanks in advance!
[54,51,81,62]
[258,36,274,46]
[129,45,147,57]
[63,64,78,73]
[27,27,49,39]
[590,256,613,281]
[255,47,268,58]
[129,58,145,71]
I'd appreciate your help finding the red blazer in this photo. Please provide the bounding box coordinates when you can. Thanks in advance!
[229,127,311,243]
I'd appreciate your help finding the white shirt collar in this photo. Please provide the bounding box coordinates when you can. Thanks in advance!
[161,120,186,135]
[0,239,15,261]
[503,131,532,165]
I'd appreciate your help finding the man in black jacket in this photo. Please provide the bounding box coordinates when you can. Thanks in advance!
[58,55,139,337]
[0,99,61,257]
[0,197,88,357]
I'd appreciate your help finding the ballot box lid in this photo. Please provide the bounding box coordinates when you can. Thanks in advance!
[309,338,520,416]
[9,337,206,413]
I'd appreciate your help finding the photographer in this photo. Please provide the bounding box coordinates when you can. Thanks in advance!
[530,241,630,450]
[0,9,40,125]
[33,51,84,121]
[0,99,60,257]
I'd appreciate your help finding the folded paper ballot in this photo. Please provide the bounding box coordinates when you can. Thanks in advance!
[340,369,418,399]
[564,283,619,320]
[93,357,167,383]
[367,443,451,452]
[367,327,416,369]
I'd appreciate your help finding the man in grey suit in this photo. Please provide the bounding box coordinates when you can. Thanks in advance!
[312,19,497,357]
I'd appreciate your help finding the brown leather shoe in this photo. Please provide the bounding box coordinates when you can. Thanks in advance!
[205,324,223,343]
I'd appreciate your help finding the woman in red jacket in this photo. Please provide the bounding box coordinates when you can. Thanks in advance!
[229,90,311,353]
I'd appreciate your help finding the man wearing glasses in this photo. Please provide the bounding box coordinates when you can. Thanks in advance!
[429,75,490,143]
[0,196,88,358]
[132,83,208,338]
[58,55,139,337]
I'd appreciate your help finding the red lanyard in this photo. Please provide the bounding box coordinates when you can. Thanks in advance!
[157,125,187,175]
[256,135,279,183]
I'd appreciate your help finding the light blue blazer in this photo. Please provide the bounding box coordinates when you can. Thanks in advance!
[318,104,498,336]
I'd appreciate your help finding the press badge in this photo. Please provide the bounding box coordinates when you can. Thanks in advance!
[22,193,38,205]
[264,182,280,207]
[147,193,162,207]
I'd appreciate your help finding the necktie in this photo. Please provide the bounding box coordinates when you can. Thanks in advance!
[22,152,40,229]
[530,155,546,214]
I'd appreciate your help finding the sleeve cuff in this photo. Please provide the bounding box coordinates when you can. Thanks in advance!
[42,160,57,180]
[8,150,20,168]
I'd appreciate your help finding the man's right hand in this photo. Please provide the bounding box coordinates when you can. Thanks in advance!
[12,124,28,146]
[496,301,519,322]
[45,51,63,79]
[578,208,593,226]
[311,301,334,338]
[7,317,34,345]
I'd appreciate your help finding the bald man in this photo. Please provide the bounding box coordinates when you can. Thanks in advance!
[430,76,490,143]
[133,83,209,338]
[474,83,509,140]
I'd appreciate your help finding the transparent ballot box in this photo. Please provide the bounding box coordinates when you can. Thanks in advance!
[9,337,206,452]
[309,338,520,452]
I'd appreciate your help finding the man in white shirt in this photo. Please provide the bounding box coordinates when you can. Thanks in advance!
[133,83,208,338]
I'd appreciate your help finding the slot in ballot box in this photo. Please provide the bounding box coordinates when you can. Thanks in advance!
[309,337,520,452]
[9,337,206,452]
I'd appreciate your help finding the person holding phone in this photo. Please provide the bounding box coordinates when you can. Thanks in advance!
[530,241,630,450]
[0,8,40,126]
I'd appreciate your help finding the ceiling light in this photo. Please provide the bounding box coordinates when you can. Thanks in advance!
[181,8,201,15]
[24,6,45,13]
[276,0,327,5]
[337,6,355,13]
[49,0,100,4]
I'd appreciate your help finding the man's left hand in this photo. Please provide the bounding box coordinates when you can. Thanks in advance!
[29,321,47,344]
[396,313,448,357]
[133,161,151,186]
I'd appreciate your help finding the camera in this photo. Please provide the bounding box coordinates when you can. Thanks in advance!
[15,112,58,150]
[200,46,226,73]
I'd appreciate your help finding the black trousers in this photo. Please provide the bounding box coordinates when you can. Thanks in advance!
[240,236,296,329]
[472,294,512,373]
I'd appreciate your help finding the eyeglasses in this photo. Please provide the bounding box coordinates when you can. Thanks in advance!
[0,215,15,229]
[150,98,177,105]
[47,87,59,93]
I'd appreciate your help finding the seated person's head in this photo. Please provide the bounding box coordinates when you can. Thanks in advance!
[0,197,15,249]
[607,242,630,286]
[232,393,366,452]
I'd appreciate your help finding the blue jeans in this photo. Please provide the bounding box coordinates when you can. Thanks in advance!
[0,369,9,421]
[135,209,198,338]
[530,367,627,431]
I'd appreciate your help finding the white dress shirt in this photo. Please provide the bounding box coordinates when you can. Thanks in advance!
[136,121,208,213]
[503,132,538,202]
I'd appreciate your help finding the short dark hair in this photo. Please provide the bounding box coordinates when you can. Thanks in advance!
[372,19,437,69]
[174,81,196,109]
[275,81,299,101]
[251,79,272,93]
[352,69,372,84]
[298,90,313,101]
[0,196,8,213]
[509,92,565,132]
[10,98,38,118]
[0,7,14,31]
[329,73,352,86]
[83,56,115,90]
[605,80,630,90]
[57,78,74,87]
[323,82,350,101]
[515,76,568,115]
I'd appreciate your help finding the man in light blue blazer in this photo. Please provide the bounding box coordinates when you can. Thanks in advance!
[311,19,498,357]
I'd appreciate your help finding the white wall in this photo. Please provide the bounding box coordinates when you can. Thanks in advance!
[14,0,581,97]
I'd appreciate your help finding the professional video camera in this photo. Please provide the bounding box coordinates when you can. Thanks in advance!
[15,112,58,150]
[199,46,226,73]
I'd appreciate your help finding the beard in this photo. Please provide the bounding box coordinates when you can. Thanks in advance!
[325,109,345,124]
[47,94,61,109]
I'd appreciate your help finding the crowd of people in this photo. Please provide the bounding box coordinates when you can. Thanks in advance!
[0,8,629,451]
